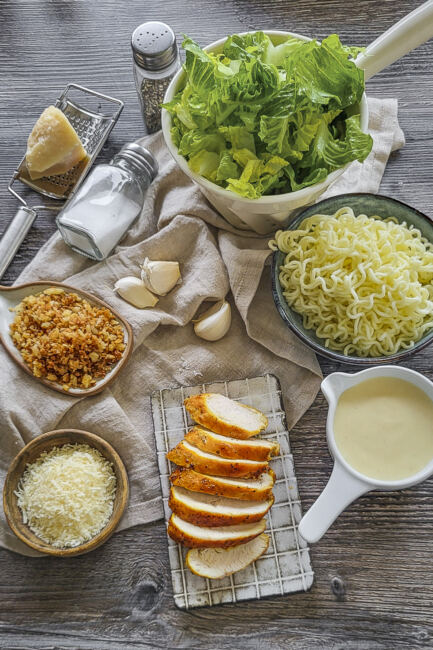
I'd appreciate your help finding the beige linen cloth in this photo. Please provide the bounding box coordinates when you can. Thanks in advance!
[0,97,404,556]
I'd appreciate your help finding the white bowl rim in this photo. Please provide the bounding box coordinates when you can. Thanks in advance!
[161,29,369,205]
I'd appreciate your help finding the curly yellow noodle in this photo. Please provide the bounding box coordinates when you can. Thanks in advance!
[270,206,433,356]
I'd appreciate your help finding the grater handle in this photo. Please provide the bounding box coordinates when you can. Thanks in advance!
[0,206,37,280]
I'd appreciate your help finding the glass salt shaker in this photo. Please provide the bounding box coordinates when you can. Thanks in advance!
[56,143,158,261]
[131,21,180,133]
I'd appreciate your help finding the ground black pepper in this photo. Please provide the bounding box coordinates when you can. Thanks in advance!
[139,73,177,133]
[131,21,180,134]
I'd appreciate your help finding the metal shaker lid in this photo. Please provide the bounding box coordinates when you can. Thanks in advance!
[131,22,178,71]
[113,143,159,182]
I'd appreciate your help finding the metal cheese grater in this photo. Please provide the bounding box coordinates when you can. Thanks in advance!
[0,83,124,279]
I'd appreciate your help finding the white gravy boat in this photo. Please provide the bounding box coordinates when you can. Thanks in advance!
[298,365,433,544]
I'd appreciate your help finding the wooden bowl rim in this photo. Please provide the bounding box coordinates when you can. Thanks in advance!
[0,280,134,396]
[3,428,129,557]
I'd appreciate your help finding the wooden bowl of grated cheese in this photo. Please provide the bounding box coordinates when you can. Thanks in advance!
[3,429,129,556]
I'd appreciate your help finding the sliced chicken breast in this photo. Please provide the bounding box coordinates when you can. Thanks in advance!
[186,533,270,579]
[184,393,268,439]
[170,467,275,501]
[167,440,268,478]
[168,514,266,548]
[169,485,274,527]
[185,426,279,461]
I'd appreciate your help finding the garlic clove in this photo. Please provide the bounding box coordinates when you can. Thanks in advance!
[141,258,181,296]
[193,300,231,342]
[114,276,158,309]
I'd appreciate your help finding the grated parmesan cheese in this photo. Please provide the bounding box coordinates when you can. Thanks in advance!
[15,443,117,548]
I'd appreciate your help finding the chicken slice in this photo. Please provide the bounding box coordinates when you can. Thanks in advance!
[186,533,269,579]
[185,426,279,461]
[184,393,268,439]
[167,440,268,478]
[168,514,266,548]
[169,485,274,527]
[170,467,275,501]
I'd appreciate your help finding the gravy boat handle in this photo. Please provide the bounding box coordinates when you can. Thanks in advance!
[356,0,433,81]
[298,461,369,544]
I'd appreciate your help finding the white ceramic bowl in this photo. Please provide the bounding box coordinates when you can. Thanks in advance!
[162,30,369,234]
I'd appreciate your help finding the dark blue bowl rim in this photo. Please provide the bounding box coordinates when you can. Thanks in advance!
[271,192,433,365]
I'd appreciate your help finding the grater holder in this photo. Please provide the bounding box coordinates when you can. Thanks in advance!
[0,84,124,279]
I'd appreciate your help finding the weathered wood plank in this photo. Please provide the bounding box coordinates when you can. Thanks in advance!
[0,0,432,648]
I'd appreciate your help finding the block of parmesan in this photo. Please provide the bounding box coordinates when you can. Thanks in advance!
[26,106,87,180]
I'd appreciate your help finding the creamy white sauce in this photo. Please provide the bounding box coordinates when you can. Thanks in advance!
[334,377,433,481]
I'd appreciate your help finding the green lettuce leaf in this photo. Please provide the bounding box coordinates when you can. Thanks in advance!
[232,148,258,168]
[262,35,305,66]
[301,114,372,171]
[216,151,240,181]
[219,125,256,153]
[225,178,260,199]
[178,129,226,157]
[284,35,365,109]
[182,37,218,95]
[284,164,329,192]
[188,151,220,181]
[258,114,290,157]
[321,115,372,167]
[223,32,270,61]
[226,153,288,197]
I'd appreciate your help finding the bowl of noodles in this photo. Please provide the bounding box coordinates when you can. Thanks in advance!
[270,193,433,364]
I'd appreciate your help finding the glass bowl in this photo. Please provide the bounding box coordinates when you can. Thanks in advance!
[271,193,433,365]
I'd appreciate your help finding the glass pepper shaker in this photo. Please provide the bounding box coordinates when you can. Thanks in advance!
[131,21,180,133]
[56,143,158,261]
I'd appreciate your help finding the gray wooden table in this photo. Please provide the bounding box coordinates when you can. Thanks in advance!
[1,1,432,648]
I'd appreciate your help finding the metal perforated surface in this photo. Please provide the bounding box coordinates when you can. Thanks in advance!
[12,84,123,200]
[151,374,314,609]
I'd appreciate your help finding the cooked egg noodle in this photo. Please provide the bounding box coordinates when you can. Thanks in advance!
[270,207,433,356]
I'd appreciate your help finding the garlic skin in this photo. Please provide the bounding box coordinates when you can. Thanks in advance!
[193,300,231,342]
[114,276,158,309]
[141,258,181,296]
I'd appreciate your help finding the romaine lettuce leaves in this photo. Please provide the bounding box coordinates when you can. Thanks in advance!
[163,32,372,198]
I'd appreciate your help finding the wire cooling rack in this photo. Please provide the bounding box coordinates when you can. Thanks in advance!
[151,374,314,609]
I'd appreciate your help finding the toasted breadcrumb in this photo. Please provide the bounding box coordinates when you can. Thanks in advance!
[10,287,125,390]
